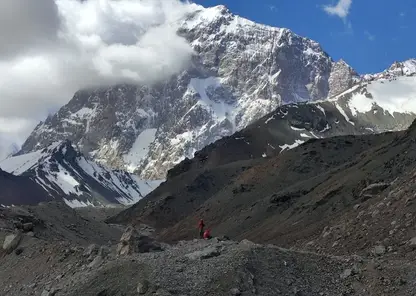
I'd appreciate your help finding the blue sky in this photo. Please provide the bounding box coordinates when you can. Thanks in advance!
[193,0,415,74]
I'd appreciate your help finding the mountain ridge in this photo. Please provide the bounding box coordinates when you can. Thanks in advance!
[18,4,362,180]
[0,140,161,207]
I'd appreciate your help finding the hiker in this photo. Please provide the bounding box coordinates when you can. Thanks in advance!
[198,219,205,238]
[203,228,212,240]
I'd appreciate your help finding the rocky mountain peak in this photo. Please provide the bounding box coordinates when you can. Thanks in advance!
[362,59,416,81]
[18,5,365,180]
[328,59,360,98]
[388,59,416,75]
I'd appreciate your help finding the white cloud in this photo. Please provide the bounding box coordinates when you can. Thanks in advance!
[323,0,352,19]
[0,0,197,158]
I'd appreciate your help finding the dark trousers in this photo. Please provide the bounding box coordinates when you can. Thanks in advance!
[199,228,204,238]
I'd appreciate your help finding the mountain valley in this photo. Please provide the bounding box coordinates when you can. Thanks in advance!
[2,3,416,296]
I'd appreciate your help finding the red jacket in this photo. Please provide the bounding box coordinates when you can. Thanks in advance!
[203,229,211,239]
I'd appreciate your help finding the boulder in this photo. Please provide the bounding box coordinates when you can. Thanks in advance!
[360,183,390,197]
[83,244,99,257]
[15,247,24,255]
[230,288,242,295]
[22,222,34,232]
[88,255,103,269]
[409,236,416,246]
[98,246,110,258]
[117,226,162,256]
[373,245,386,256]
[137,280,150,294]
[340,269,352,280]
[3,232,22,254]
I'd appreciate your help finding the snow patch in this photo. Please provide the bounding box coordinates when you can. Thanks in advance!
[189,77,235,124]
[124,128,157,172]
[290,126,305,131]
[265,115,275,124]
[279,140,305,153]
[348,93,375,116]
[316,105,326,115]
[335,102,355,125]
[63,198,94,208]
[365,76,416,116]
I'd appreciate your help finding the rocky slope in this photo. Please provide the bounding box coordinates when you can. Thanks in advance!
[18,5,364,180]
[0,141,161,207]
[1,203,415,296]
[109,116,416,260]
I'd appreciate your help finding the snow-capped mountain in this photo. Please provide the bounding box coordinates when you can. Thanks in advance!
[18,5,359,179]
[17,5,416,180]
[0,141,162,207]
[362,59,416,81]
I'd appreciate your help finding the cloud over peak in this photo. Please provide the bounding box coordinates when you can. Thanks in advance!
[0,0,197,159]
[323,0,352,19]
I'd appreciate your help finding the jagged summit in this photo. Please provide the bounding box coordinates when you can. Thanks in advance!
[362,58,416,80]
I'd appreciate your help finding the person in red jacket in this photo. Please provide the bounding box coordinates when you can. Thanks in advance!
[198,219,205,238]
[203,228,212,240]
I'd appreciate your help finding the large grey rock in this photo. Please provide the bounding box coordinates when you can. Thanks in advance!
[2,232,22,254]
[137,280,150,294]
[83,244,99,258]
[360,183,391,197]
[88,255,103,269]
[374,245,386,255]
[340,269,352,280]
[117,226,162,256]
[22,222,34,232]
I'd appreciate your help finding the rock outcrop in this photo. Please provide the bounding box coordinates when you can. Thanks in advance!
[116,226,162,256]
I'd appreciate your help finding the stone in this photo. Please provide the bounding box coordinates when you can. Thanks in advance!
[409,236,416,248]
[117,226,162,256]
[360,183,390,197]
[340,269,352,280]
[14,247,24,255]
[185,247,220,260]
[374,245,386,255]
[137,280,150,294]
[88,255,103,269]
[22,222,34,232]
[40,289,58,296]
[83,244,99,257]
[230,288,242,295]
[3,232,22,254]
[239,239,258,247]
[98,246,110,258]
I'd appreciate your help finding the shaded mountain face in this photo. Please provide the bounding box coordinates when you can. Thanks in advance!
[108,115,416,256]
[0,168,49,206]
[0,141,161,207]
[19,5,361,180]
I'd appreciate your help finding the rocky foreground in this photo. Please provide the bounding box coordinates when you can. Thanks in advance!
[1,202,416,296]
